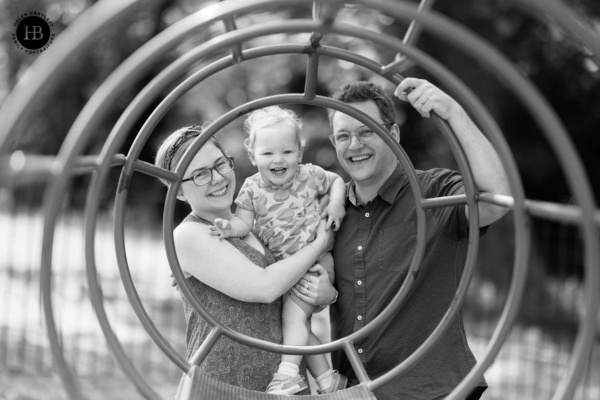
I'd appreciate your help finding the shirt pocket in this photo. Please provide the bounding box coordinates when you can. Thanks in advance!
[378,224,416,272]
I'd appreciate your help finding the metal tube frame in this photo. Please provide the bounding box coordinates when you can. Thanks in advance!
[0,0,597,399]
[107,17,503,399]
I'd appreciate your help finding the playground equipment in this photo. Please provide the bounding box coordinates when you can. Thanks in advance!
[0,0,598,399]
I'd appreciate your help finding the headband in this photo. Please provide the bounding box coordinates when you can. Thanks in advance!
[164,129,201,172]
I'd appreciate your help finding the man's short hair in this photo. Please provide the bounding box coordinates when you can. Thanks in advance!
[328,81,396,128]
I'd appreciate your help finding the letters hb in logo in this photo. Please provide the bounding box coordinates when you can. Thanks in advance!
[16,16,51,50]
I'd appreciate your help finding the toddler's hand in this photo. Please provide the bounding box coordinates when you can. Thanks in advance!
[324,202,345,231]
[210,218,232,239]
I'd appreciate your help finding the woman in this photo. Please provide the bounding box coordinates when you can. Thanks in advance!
[155,125,334,392]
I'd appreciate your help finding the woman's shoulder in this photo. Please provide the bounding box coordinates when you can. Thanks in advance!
[174,217,213,247]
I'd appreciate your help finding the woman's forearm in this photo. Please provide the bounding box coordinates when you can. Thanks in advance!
[256,243,321,302]
[177,218,331,304]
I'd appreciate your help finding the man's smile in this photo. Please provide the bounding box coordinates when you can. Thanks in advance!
[349,154,372,163]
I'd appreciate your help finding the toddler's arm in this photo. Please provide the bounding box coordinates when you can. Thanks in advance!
[211,208,255,239]
[324,172,346,231]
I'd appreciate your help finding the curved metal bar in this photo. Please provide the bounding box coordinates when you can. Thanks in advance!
[421,194,468,209]
[111,61,241,375]
[30,1,152,399]
[103,37,422,383]
[189,327,224,366]
[505,4,600,398]
[82,4,326,389]
[0,153,125,186]
[312,0,342,24]
[39,3,302,397]
[368,102,482,390]
[108,44,365,380]
[14,1,595,399]
[310,0,341,45]
[402,0,436,47]
[43,9,516,400]
[161,93,427,360]
[107,11,520,396]
[7,7,490,396]
[107,27,433,377]
[318,19,527,395]
[353,0,598,397]
[381,0,436,78]
[102,157,190,374]
[219,0,244,65]
[341,340,370,387]
[109,28,505,390]
[84,11,483,388]
[132,159,180,183]
[358,2,599,397]
[0,0,146,153]
[304,51,321,100]
[481,193,600,227]
[514,0,600,64]
[83,197,164,399]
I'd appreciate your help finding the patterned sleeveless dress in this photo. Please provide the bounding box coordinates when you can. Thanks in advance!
[180,214,304,392]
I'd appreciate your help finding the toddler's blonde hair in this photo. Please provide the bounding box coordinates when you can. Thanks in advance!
[243,106,304,156]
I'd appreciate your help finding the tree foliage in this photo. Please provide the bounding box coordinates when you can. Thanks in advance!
[1,0,598,208]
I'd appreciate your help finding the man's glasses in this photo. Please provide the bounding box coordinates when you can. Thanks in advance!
[181,157,235,186]
[329,123,393,147]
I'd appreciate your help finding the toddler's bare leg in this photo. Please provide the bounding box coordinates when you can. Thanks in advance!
[281,296,310,367]
[305,321,331,378]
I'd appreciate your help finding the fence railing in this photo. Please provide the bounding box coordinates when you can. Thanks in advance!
[1,205,597,399]
[0,206,184,382]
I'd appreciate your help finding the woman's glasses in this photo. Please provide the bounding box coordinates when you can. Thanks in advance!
[181,157,235,186]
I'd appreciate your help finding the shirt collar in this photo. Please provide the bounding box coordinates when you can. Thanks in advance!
[346,165,408,206]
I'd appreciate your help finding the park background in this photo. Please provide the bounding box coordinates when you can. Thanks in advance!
[0,0,599,399]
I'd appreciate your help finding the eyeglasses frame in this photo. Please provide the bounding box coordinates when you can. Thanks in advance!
[181,156,235,186]
[329,123,394,147]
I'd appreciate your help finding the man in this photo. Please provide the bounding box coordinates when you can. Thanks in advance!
[292,78,510,399]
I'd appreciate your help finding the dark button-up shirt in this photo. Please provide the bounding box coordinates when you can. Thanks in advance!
[330,166,487,400]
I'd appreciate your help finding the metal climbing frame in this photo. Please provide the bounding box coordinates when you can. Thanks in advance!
[0,0,598,399]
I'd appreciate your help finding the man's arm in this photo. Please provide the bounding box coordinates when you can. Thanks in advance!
[395,78,511,227]
[291,263,337,307]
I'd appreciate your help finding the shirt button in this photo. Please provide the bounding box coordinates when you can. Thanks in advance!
[357,315,363,321]
[365,212,370,217]
[357,280,362,285]
[357,245,363,251]
[358,349,363,354]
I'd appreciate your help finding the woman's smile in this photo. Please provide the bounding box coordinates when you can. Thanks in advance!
[208,184,229,197]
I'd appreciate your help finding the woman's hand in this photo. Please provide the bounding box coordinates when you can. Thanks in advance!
[291,264,336,306]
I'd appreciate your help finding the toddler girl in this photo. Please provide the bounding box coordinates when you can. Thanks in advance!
[211,106,347,395]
